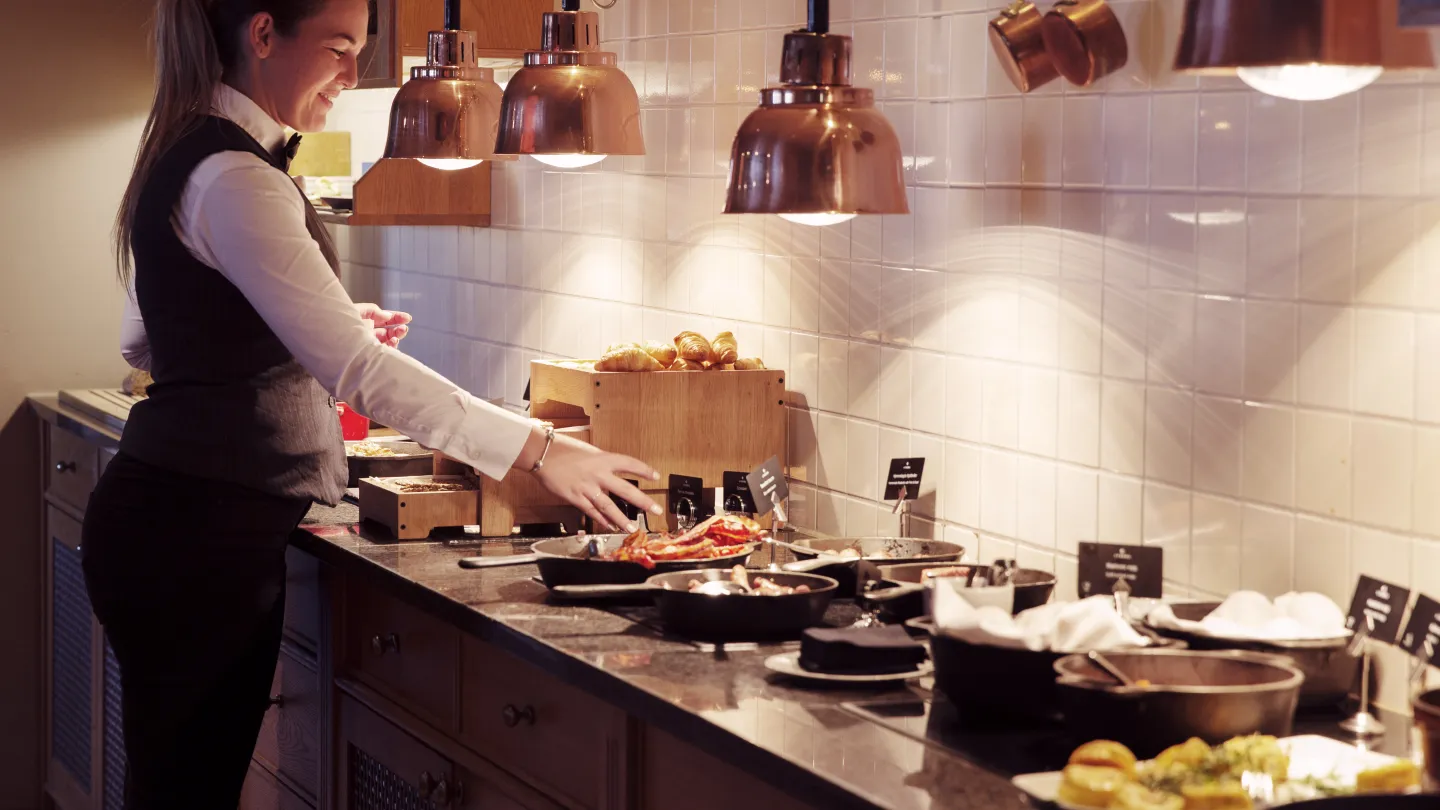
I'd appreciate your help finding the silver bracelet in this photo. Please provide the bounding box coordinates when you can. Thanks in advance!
[529,424,556,473]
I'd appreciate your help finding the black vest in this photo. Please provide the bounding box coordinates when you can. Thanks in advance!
[121,116,346,505]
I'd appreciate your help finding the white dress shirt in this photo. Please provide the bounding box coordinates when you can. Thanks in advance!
[120,84,532,481]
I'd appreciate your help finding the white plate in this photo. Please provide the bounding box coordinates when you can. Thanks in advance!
[762,652,933,683]
[1011,735,1407,808]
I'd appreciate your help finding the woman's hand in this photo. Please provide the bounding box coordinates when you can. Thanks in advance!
[518,428,662,532]
[355,303,412,348]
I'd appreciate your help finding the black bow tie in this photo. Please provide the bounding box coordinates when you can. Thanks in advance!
[279,132,302,171]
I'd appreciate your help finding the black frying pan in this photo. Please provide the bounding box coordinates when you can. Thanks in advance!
[456,535,755,588]
[859,564,1057,623]
[550,569,839,640]
[779,536,968,596]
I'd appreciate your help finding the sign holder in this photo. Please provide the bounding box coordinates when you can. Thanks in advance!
[1340,627,1385,737]
[890,485,912,537]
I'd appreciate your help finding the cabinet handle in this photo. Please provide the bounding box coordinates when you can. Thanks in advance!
[54,461,76,473]
[431,778,451,805]
[370,633,400,655]
[501,703,536,728]
[418,771,434,796]
[268,694,285,709]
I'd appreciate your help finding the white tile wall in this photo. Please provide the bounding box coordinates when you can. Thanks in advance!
[328,0,1440,710]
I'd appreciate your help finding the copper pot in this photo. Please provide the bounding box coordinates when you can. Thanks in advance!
[1416,688,1440,791]
[1041,0,1129,86]
[989,1,1059,93]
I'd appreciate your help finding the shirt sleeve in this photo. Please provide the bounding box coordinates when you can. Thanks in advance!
[179,152,532,481]
[119,284,152,370]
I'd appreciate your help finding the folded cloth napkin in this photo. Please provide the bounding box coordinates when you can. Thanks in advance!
[799,626,928,674]
[1147,591,1349,641]
[932,583,1150,653]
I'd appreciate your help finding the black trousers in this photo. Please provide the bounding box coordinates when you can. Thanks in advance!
[81,453,311,810]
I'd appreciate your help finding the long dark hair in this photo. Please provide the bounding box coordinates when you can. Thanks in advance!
[116,0,334,285]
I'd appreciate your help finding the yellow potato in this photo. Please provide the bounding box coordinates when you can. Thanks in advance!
[1057,765,1131,809]
[1114,782,1184,810]
[1355,759,1420,794]
[1069,740,1139,780]
[1179,780,1252,810]
[1154,738,1211,770]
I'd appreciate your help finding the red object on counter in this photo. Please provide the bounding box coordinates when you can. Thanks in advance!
[336,401,369,440]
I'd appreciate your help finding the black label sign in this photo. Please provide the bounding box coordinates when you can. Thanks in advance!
[1078,543,1164,599]
[722,471,757,515]
[1345,576,1410,645]
[609,479,641,523]
[1399,594,1440,666]
[667,474,714,522]
[1400,0,1440,27]
[522,377,530,402]
[884,457,926,501]
[745,456,789,517]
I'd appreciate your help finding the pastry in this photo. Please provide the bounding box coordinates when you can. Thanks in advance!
[643,340,678,368]
[1153,738,1211,771]
[734,357,766,370]
[1056,764,1129,809]
[595,343,663,372]
[1069,740,1138,779]
[674,331,712,362]
[710,331,739,365]
[668,358,704,371]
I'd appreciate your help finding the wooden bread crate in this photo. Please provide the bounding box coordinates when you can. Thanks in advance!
[528,360,787,525]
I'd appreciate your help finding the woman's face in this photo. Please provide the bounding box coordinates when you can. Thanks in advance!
[253,0,370,133]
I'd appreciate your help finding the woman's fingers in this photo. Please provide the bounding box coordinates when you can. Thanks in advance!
[569,494,613,533]
[605,453,660,484]
[589,489,636,533]
[606,475,660,517]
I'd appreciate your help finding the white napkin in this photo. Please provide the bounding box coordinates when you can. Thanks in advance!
[1146,591,1349,641]
[932,584,1151,653]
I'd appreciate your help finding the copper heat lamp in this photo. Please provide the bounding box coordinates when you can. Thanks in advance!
[723,0,908,226]
[382,0,508,169]
[1174,0,1434,101]
[494,0,644,168]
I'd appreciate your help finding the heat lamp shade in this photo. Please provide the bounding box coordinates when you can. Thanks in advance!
[494,62,645,160]
[382,73,505,163]
[723,99,908,218]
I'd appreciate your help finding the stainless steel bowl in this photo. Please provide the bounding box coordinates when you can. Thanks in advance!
[1054,649,1305,758]
[1145,602,1357,708]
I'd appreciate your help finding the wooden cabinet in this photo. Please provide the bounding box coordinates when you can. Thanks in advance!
[47,424,99,511]
[44,506,102,810]
[254,642,323,802]
[459,636,627,810]
[341,581,460,731]
[242,760,312,810]
[637,727,812,810]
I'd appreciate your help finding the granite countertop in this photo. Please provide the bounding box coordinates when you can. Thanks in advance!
[295,503,1042,810]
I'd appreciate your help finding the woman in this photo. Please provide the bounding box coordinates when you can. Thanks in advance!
[83,0,660,807]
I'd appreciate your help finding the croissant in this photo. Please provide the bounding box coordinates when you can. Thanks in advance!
[643,340,678,368]
[707,363,734,371]
[710,331,739,365]
[734,357,766,370]
[674,331,712,362]
[595,343,663,372]
[668,358,705,371]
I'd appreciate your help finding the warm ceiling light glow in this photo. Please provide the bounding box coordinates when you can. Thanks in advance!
[531,154,607,169]
[722,0,907,222]
[1236,64,1383,101]
[494,1,644,166]
[1173,0,1432,102]
[418,158,484,171]
[780,213,857,227]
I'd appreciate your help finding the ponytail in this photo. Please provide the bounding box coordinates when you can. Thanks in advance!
[114,0,330,286]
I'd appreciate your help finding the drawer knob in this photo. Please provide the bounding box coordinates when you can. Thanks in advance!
[268,693,285,709]
[501,703,536,728]
[431,778,452,805]
[54,461,76,474]
[370,633,400,655]
[418,771,435,795]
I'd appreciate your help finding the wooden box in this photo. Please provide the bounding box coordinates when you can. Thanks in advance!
[357,476,479,540]
[528,360,788,524]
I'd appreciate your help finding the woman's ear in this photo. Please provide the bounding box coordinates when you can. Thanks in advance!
[247,12,277,59]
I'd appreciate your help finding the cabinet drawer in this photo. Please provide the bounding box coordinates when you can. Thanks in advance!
[253,643,321,801]
[240,759,312,810]
[283,547,322,651]
[342,583,458,730]
[47,424,99,510]
[459,636,624,810]
[640,726,811,810]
